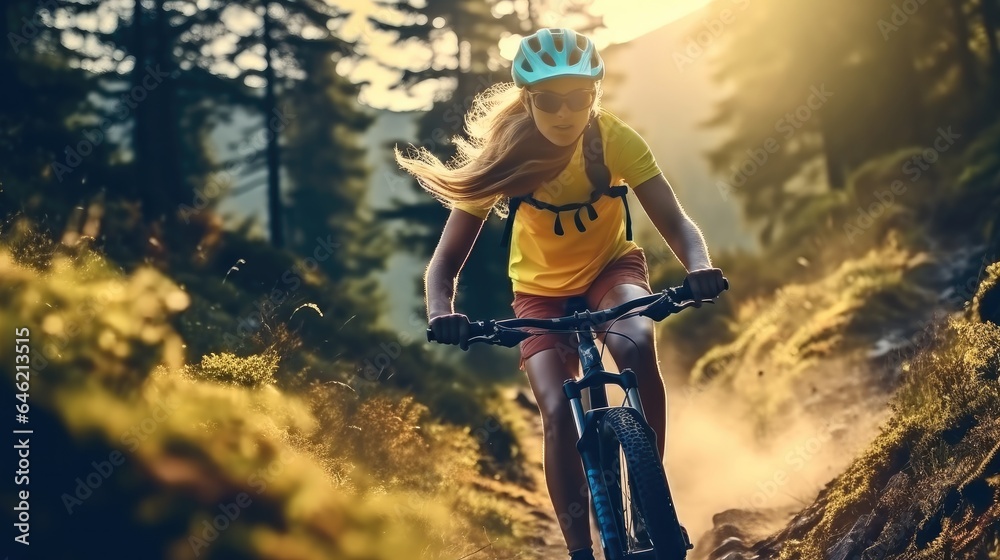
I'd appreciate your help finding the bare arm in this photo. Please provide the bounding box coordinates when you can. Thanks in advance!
[425,208,486,320]
[633,173,727,302]
[633,173,712,272]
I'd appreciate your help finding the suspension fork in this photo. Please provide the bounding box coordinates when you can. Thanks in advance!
[564,326,637,559]
[568,322,647,427]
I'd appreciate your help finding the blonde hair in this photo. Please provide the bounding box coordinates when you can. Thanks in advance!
[394,81,602,218]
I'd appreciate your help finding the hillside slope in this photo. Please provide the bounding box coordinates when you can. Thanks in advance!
[690,256,1000,560]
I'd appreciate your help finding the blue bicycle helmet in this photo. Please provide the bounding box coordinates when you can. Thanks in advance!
[512,28,604,87]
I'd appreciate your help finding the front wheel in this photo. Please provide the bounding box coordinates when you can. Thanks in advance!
[598,407,691,560]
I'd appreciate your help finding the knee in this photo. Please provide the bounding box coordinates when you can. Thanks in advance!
[537,397,576,434]
[608,327,655,367]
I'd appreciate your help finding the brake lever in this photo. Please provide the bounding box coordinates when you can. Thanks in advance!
[641,293,716,321]
[453,327,528,350]
[639,294,679,321]
[494,329,531,348]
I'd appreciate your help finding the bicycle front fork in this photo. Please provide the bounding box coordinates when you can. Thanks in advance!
[565,368,647,440]
[563,369,647,560]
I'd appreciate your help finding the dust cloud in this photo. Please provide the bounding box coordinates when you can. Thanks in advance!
[661,372,888,554]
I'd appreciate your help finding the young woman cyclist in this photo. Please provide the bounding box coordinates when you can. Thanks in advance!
[397,28,727,560]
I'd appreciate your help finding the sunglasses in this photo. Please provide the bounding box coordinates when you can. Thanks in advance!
[527,88,596,113]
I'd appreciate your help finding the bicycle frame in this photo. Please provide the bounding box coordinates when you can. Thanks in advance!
[425,282,724,560]
[560,298,654,560]
[563,317,647,435]
[426,281,725,560]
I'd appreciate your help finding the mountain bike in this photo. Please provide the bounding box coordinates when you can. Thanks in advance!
[427,279,727,560]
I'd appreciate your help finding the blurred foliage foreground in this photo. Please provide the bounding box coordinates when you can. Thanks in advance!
[0,227,532,560]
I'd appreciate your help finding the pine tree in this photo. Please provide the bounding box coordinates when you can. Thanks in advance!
[704,0,998,247]
[375,0,523,321]
[1,1,118,230]
[283,45,388,324]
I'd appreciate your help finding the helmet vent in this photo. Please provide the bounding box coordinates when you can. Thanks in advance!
[512,28,603,86]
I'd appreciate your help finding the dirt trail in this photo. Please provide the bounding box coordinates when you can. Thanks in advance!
[479,247,989,560]
[672,356,895,560]
[487,388,610,560]
[493,351,894,560]
[505,388,579,560]
[484,342,895,560]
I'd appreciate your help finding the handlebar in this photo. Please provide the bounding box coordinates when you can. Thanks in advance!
[426,277,728,349]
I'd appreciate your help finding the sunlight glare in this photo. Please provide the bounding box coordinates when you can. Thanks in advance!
[498,0,710,59]
[220,4,262,37]
[234,50,267,72]
[590,0,713,43]
[359,0,712,110]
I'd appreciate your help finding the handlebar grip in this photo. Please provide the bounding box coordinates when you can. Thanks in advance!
[676,277,730,302]
[676,282,693,303]
[425,320,490,343]
[468,321,489,337]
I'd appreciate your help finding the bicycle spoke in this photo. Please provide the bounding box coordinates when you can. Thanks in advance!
[600,407,686,559]
[620,443,654,552]
[608,440,638,553]
[621,446,633,549]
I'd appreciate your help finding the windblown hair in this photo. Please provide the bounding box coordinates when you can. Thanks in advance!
[394,81,602,218]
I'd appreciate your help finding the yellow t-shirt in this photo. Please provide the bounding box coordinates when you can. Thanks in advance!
[453,109,662,297]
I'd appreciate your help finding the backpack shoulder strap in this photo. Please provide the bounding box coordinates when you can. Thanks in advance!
[501,196,522,248]
[583,115,611,194]
[583,114,633,241]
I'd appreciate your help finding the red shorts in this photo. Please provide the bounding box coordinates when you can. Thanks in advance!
[511,248,652,371]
